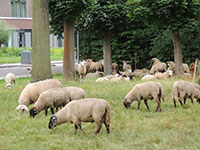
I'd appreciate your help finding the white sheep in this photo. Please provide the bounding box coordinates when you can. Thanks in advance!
[5,72,16,89]
[155,70,173,80]
[141,75,157,81]
[167,61,189,73]
[96,77,109,82]
[150,61,167,74]
[152,58,161,65]
[29,87,71,118]
[16,79,63,114]
[85,72,104,78]
[110,76,130,82]
[172,80,200,107]
[122,61,132,73]
[75,60,87,79]
[48,98,111,134]
[90,61,104,72]
[123,81,165,112]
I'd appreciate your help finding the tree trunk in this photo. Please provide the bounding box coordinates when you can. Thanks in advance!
[103,32,112,75]
[31,0,52,82]
[63,20,75,80]
[171,30,184,76]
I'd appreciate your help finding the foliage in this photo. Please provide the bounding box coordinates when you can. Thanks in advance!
[48,0,91,38]
[0,20,12,46]
[1,75,200,149]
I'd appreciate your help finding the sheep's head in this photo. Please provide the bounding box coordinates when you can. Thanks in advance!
[6,83,12,89]
[48,116,57,129]
[16,105,29,114]
[29,107,38,118]
[123,98,131,108]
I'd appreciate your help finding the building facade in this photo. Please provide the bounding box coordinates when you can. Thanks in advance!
[0,0,63,48]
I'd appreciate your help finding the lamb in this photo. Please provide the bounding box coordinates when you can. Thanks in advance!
[150,61,167,74]
[122,61,132,73]
[123,81,165,112]
[16,79,63,114]
[141,75,157,81]
[29,87,71,118]
[5,72,16,89]
[155,70,173,80]
[96,77,109,82]
[172,80,200,107]
[75,60,87,79]
[48,98,111,134]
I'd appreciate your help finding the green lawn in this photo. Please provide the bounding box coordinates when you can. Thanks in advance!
[0,75,200,150]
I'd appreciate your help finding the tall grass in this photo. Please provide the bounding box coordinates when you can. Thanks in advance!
[0,75,200,149]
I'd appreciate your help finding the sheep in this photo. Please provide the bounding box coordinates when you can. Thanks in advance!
[85,71,104,78]
[167,61,189,73]
[96,77,109,82]
[110,76,130,82]
[5,72,16,89]
[16,79,63,114]
[86,59,93,73]
[152,58,161,65]
[123,81,165,112]
[184,73,192,79]
[75,60,87,79]
[172,80,200,107]
[48,98,111,134]
[155,70,173,80]
[105,74,120,80]
[90,61,104,73]
[64,87,86,100]
[29,87,71,118]
[150,61,167,74]
[132,69,145,78]
[141,75,157,81]
[122,61,132,73]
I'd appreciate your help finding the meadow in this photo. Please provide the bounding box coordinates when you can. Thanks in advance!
[0,75,200,150]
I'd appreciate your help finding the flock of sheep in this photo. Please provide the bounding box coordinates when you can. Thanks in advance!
[3,57,200,134]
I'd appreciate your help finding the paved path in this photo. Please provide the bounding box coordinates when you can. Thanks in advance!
[0,61,63,80]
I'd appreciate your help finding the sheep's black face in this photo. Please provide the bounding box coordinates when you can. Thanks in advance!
[123,99,131,108]
[49,116,57,129]
[30,108,37,118]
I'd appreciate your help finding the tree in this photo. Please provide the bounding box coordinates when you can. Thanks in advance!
[31,0,52,82]
[49,0,90,80]
[128,0,200,75]
[81,0,130,75]
[0,20,12,48]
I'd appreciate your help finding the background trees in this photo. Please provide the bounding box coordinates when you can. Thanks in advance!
[0,20,12,48]
[31,0,52,82]
[49,0,90,80]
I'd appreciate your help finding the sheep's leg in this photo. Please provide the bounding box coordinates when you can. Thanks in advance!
[173,98,176,107]
[104,122,110,134]
[78,124,82,131]
[190,96,194,104]
[144,100,149,110]
[45,109,48,116]
[179,92,185,106]
[184,98,187,104]
[155,98,161,112]
[50,108,54,114]
[137,100,141,110]
[74,124,78,134]
[95,121,102,134]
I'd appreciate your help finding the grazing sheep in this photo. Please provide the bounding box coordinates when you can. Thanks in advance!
[155,70,173,80]
[48,98,111,134]
[5,72,16,89]
[64,87,86,100]
[122,61,132,73]
[90,61,104,72]
[16,79,63,114]
[150,61,167,74]
[141,75,157,81]
[75,61,87,79]
[172,81,200,107]
[85,72,104,78]
[29,87,71,118]
[96,77,109,82]
[123,82,165,112]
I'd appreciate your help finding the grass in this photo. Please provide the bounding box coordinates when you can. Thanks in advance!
[0,75,200,150]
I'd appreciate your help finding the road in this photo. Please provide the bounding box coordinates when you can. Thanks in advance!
[0,61,63,80]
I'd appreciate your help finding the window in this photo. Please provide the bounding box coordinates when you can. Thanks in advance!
[11,0,26,18]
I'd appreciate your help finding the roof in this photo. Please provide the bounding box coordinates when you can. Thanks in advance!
[0,17,32,30]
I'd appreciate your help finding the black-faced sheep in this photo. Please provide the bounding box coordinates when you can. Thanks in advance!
[5,72,16,89]
[48,98,111,134]
[172,80,200,107]
[16,79,63,114]
[123,82,165,112]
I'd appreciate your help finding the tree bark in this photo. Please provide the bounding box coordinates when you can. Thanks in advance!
[171,30,184,76]
[63,20,75,80]
[31,0,52,82]
[103,32,112,75]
